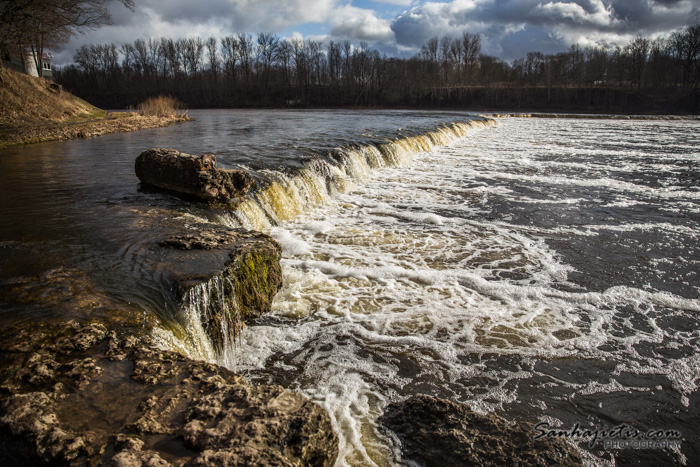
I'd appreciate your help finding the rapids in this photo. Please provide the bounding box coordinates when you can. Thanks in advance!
[208,117,698,466]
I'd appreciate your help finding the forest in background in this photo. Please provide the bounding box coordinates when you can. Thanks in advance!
[54,25,700,114]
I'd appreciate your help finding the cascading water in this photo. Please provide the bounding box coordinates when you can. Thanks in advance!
[223,119,496,233]
[162,118,496,367]
[181,276,243,368]
[209,117,698,466]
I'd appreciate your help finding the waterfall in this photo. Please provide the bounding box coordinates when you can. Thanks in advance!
[168,117,496,366]
[177,275,243,368]
[222,118,496,231]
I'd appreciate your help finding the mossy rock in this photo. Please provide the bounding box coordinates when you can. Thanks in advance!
[163,226,283,352]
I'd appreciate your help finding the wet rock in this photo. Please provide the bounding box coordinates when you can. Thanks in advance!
[16,352,58,387]
[135,148,253,203]
[0,322,338,466]
[160,228,255,251]
[109,434,171,466]
[380,394,582,466]
[0,391,91,462]
[55,322,108,354]
[159,225,283,352]
[182,384,337,466]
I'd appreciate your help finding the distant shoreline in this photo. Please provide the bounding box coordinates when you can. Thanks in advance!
[3,105,696,151]
[0,108,700,149]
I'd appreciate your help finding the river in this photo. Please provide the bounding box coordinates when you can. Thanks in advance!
[1,110,698,465]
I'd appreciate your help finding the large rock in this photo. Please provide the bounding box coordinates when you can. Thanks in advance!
[380,395,582,466]
[135,148,253,203]
[157,224,283,353]
[0,322,338,466]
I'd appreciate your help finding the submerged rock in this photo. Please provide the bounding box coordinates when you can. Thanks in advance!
[135,148,253,203]
[0,267,157,330]
[380,395,582,466]
[0,322,338,466]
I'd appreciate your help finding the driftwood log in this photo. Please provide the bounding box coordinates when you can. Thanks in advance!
[135,148,253,203]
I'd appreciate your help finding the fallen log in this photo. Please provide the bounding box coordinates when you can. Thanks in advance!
[135,148,253,203]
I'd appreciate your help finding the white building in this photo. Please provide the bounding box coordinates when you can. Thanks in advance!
[2,50,52,78]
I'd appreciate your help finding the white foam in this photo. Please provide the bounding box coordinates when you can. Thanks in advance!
[303,220,334,234]
[270,227,313,257]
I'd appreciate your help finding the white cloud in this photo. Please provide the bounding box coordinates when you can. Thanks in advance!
[330,6,395,42]
[533,1,614,27]
[390,0,697,58]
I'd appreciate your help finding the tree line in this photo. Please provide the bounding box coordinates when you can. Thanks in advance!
[54,24,700,113]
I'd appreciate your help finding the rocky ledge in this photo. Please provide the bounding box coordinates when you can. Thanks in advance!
[157,224,283,352]
[135,149,253,203]
[0,321,338,466]
[380,394,582,466]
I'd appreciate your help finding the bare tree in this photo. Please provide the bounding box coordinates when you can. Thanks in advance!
[439,36,451,83]
[182,37,204,76]
[307,39,323,87]
[256,33,279,89]
[119,41,134,78]
[220,35,239,85]
[341,40,352,92]
[161,38,181,80]
[449,38,464,82]
[461,32,481,86]
[1,0,134,76]
[237,33,254,86]
[327,40,341,87]
[584,45,609,86]
[625,36,650,88]
[671,24,700,88]
[291,37,307,91]
[421,36,439,83]
[277,39,293,89]
[206,36,219,78]
[133,38,149,76]
[146,37,162,81]
[648,38,672,87]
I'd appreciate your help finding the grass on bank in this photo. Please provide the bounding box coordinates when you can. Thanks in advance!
[0,67,190,148]
[0,66,106,127]
[136,95,188,118]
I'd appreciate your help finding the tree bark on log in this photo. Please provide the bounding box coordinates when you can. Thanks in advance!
[135,148,253,203]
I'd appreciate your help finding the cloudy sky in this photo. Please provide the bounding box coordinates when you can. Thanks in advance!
[52,0,699,65]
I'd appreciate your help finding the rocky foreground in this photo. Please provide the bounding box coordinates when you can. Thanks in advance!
[0,216,327,466]
[0,321,338,466]
[0,149,336,465]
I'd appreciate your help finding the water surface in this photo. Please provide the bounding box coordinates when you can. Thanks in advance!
[1,111,698,466]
